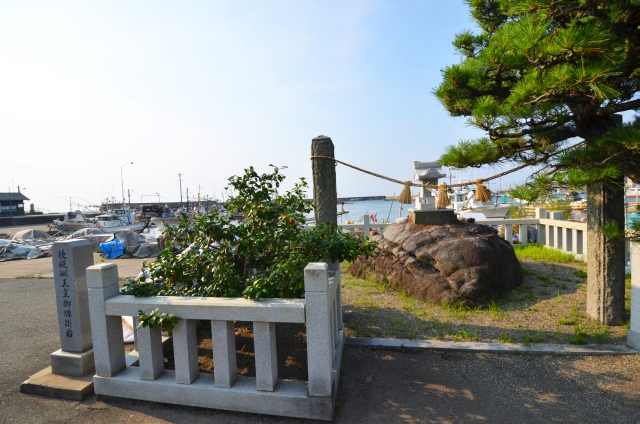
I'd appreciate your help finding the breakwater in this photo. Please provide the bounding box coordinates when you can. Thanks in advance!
[337,196,386,202]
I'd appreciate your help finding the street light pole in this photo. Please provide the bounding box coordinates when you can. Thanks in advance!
[156,193,161,204]
[121,162,134,205]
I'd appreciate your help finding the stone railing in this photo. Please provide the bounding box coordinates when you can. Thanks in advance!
[86,262,344,421]
[476,208,589,261]
[304,214,392,239]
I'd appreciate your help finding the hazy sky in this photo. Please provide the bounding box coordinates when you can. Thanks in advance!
[2,0,529,212]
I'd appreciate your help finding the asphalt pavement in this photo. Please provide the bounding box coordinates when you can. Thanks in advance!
[2,277,640,424]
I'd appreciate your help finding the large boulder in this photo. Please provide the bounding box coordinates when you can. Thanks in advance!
[348,221,522,305]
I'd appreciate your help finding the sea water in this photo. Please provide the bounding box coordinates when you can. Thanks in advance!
[319,199,410,224]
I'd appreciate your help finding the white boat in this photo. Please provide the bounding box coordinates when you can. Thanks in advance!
[449,189,511,218]
[49,213,144,235]
[48,211,93,234]
[93,214,145,233]
[150,216,181,232]
[107,208,136,224]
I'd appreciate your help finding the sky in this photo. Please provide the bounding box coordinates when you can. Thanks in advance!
[1,0,532,213]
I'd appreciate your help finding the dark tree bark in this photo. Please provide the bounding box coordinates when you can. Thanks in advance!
[586,179,626,325]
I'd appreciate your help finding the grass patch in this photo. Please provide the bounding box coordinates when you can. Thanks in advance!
[514,244,580,263]
[452,328,479,341]
[569,325,588,345]
[557,317,576,325]
[498,331,514,343]
[441,301,478,320]
[574,270,587,278]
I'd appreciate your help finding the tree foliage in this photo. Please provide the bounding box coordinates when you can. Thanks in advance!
[122,167,377,300]
[435,0,640,195]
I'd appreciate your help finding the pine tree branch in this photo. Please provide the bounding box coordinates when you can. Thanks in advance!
[609,98,640,113]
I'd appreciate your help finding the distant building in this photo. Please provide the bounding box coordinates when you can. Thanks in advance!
[0,192,30,216]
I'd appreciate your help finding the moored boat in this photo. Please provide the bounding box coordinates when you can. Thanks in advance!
[49,213,144,235]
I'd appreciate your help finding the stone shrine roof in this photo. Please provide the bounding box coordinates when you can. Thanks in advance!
[413,161,445,181]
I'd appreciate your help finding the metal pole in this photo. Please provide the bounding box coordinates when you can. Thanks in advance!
[178,173,183,206]
[121,162,133,205]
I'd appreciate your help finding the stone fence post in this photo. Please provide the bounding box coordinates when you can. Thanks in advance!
[305,262,333,397]
[311,135,337,228]
[627,242,640,349]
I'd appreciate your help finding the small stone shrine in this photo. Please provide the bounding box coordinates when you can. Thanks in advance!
[409,161,457,225]
[412,161,445,210]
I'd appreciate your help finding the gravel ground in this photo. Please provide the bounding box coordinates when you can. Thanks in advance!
[342,259,630,345]
[335,347,640,423]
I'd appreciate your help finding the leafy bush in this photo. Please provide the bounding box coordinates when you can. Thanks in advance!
[122,166,377,300]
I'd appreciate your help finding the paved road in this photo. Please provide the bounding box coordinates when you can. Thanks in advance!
[2,278,640,423]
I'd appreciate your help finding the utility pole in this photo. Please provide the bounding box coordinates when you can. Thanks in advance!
[8,186,13,225]
[178,173,183,206]
[186,188,189,210]
[127,189,131,208]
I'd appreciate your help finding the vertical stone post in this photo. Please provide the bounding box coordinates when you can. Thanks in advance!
[535,207,546,244]
[505,224,513,244]
[586,181,626,325]
[363,214,370,240]
[305,262,333,397]
[50,239,95,377]
[627,243,640,349]
[518,224,528,246]
[87,263,126,377]
[311,135,337,228]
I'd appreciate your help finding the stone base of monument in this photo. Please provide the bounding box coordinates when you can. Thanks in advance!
[20,366,94,401]
[51,348,95,377]
[409,208,458,225]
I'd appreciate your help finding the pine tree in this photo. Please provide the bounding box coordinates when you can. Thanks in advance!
[435,0,640,324]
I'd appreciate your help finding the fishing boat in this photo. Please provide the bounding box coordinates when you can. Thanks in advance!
[49,213,144,235]
[447,188,511,218]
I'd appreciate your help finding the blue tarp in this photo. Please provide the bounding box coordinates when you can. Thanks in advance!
[100,237,125,259]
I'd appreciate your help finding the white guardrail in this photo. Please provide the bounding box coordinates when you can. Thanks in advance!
[86,261,344,421]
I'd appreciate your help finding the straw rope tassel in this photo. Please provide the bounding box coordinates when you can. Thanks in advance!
[436,183,451,208]
[475,179,491,202]
[397,181,414,204]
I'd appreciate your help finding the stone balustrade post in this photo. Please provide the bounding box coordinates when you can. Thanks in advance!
[87,263,126,377]
[363,214,370,239]
[305,263,333,397]
[628,243,640,349]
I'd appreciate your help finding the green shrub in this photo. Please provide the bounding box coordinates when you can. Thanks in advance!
[123,166,377,300]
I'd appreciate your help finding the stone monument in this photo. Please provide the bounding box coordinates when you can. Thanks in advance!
[409,161,457,225]
[20,239,96,400]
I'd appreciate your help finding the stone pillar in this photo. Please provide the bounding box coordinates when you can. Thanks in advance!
[628,243,640,349]
[586,180,626,325]
[305,262,333,397]
[50,239,95,377]
[311,135,337,228]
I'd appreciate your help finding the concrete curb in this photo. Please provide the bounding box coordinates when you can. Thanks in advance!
[345,336,639,356]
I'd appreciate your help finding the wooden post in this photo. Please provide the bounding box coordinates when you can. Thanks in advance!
[311,136,337,228]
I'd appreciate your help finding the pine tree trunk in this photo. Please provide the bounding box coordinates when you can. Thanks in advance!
[586,179,626,325]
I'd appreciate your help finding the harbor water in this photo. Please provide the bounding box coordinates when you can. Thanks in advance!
[331,199,410,224]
